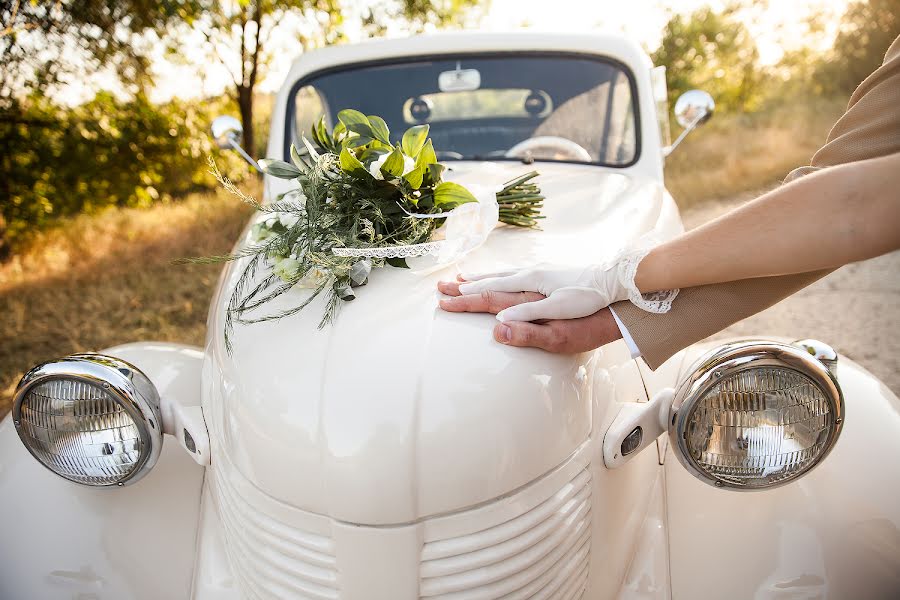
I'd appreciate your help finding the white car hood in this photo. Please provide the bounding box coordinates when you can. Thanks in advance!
[204,162,680,525]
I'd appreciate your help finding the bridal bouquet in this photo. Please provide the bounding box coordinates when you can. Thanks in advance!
[206,109,544,349]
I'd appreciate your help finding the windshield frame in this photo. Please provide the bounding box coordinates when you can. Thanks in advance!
[284,50,643,168]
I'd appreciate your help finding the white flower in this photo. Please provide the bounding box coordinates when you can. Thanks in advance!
[278,213,300,228]
[368,152,417,180]
[368,153,388,180]
[402,155,416,175]
[273,257,301,282]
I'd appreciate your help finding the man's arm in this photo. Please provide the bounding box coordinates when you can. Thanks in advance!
[618,34,900,369]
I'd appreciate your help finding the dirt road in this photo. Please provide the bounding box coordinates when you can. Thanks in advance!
[682,195,900,395]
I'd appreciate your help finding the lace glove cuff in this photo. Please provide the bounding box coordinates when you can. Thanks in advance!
[615,245,679,313]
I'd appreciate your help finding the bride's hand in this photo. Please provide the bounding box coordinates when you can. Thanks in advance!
[454,264,631,323]
[437,280,623,353]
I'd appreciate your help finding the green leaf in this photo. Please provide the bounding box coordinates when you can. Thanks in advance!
[333,121,347,143]
[258,159,302,179]
[346,135,374,148]
[301,136,320,162]
[380,147,405,178]
[403,165,425,189]
[402,124,430,157]
[434,181,478,207]
[386,257,410,269]
[415,139,437,168]
[313,115,331,151]
[338,109,372,137]
[340,147,368,177]
[427,162,445,183]
[290,144,308,171]
[367,115,391,145]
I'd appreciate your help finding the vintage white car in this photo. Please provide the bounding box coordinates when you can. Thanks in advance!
[2,32,900,600]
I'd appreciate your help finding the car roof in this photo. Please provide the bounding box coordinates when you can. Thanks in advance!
[285,31,652,82]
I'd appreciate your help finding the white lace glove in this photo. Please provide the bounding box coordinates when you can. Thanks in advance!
[457,248,678,323]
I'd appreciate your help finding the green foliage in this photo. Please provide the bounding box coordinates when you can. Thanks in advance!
[207,112,542,347]
[652,4,762,112]
[0,0,198,107]
[815,0,900,96]
[0,93,245,250]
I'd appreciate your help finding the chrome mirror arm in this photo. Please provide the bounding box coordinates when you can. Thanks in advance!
[662,89,715,157]
[662,110,706,157]
[210,115,262,173]
[225,135,262,173]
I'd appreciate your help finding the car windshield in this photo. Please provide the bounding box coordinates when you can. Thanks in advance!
[289,53,639,166]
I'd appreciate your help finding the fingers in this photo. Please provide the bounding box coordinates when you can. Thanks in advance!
[437,280,462,296]
[458,269,518,282]
[439,290,545,314]
[458,272,534,295]
[496,287,607,323]
[493,321,560,351]
[493,307,623,354]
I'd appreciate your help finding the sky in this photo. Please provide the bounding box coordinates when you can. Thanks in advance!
[105,0,851,104]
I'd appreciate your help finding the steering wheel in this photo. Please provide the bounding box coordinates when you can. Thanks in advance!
[505,136,592,162]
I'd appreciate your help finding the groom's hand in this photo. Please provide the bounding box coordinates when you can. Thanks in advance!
[437,280,623,353]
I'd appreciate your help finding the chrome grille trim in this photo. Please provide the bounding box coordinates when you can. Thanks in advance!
[420,467,592,599]
[212,468,339,600]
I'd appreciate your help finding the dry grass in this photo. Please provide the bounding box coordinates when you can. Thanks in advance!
[0,184,256,419]
[664,97,846,209]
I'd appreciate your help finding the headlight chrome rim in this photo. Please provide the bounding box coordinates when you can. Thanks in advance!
[669,340,844,491]
[12,353,163,487]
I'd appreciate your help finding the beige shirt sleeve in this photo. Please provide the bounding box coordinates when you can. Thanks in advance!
[615,35,900,370]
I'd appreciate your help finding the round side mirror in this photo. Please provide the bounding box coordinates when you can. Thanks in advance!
[674,90,715,129]
[211,115,243,149]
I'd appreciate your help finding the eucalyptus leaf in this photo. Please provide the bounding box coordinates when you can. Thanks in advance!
[349,259,372,285]
[301,136,320,162]
[380,147,405,177]
[402,124,429,157]
[367,115,391,145]
[290,144,308,172]
[434,181,478,207]
[258,159,302,180]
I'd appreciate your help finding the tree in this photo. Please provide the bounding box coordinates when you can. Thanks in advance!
[0,0,194,109]
[816,0,900,96]
[651,5,762,112]
[193,0,485,160]
[191,1,344,161]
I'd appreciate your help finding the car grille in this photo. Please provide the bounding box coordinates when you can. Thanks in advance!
[212,469,340,600]
[419,467,592,599]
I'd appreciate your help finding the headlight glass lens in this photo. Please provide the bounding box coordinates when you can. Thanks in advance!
[18,378,145,485]
[683,366,835,488]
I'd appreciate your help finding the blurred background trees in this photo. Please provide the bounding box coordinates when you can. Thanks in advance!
[1,0,899,257]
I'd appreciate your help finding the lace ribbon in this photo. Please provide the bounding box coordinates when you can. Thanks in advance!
[332,241,445,259]
[331,183,501,268]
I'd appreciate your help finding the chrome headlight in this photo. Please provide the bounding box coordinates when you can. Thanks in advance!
[13,354,163,487]
[670,341,844,490]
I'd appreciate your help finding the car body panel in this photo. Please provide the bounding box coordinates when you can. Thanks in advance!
[205,161,683,525]
[0,343,206,600]
[664,353,900,600]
